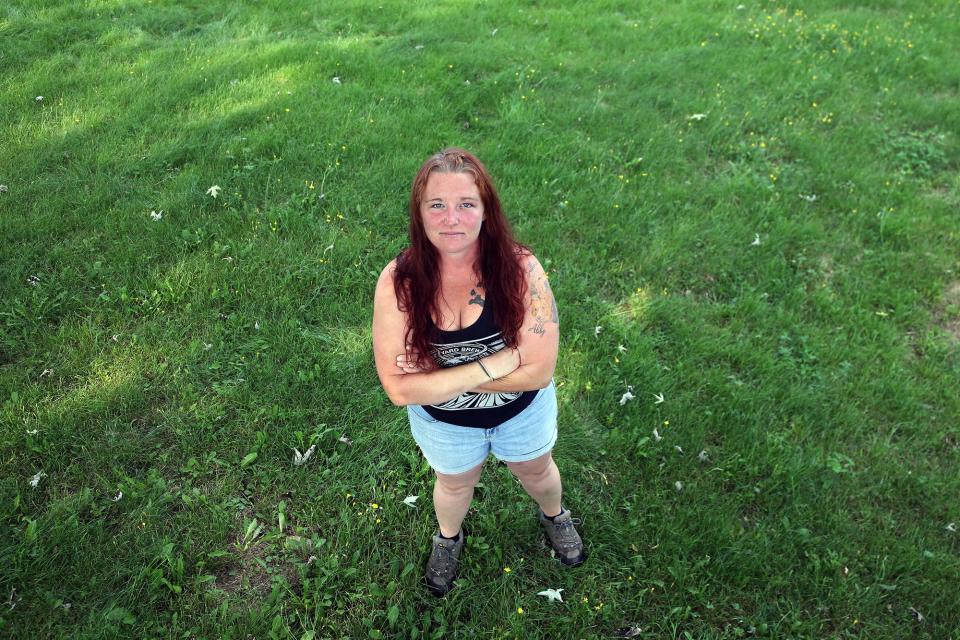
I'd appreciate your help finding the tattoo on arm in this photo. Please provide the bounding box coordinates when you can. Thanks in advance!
[527,264,558,336]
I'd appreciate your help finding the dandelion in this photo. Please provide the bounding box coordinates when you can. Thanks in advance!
[503,567,512,573]
[517,607,524,615]
[370,503,380,510]
[537,588,564,602]
[206,185,222,198]
[150,210,163,221]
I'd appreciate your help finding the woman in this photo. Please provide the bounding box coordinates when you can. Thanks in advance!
[372,148,584,596]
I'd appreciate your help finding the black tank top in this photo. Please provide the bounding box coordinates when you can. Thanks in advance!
[422,300,536,428]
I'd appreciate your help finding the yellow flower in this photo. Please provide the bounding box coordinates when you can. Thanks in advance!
[517,607,524,615]
[504,567,512,573]
[370,503,379,509]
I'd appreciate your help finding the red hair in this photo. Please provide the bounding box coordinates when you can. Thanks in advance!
[394,148,528,369]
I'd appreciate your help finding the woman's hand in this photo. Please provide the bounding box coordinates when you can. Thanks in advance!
[396,349,431,374]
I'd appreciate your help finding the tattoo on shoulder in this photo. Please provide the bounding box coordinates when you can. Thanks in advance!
[469,288,485,306]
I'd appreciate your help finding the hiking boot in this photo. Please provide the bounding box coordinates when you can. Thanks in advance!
[424,532,464,596]
[539,508,585,566]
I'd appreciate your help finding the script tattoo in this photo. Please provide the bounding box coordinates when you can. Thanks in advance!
[527,258,558,336]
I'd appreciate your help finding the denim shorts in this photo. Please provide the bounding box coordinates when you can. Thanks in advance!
[407,382,558,475]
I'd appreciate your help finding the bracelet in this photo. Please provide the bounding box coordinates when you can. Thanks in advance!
[477,359,494,381]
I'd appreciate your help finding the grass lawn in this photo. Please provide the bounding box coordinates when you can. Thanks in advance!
[1,0,959,637]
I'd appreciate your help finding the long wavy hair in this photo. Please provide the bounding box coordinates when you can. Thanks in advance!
[394,148,528,369]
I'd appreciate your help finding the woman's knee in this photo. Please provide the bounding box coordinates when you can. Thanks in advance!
[435,462,484,492]
[505,452,554,481]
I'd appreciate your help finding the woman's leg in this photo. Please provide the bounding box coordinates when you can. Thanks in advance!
[433,461,485,537]
[505,451,562,516]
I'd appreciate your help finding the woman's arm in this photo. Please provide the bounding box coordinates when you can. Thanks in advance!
[470,252,558,392]
[372,261,521,406]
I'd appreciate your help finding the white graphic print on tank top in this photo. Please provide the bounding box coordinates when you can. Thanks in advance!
[428,333,522,411]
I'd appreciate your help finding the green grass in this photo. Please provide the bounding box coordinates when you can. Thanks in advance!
[2,0,959,638]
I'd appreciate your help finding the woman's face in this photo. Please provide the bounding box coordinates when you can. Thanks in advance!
[419,171,485,258]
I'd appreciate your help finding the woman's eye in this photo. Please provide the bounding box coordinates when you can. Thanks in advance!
[430,203,444,209]
[461,203,473,208]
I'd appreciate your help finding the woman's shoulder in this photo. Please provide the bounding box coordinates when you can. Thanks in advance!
[512,245,543,275]
[376,258,400,295]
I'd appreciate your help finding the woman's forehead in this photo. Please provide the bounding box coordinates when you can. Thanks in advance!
[423,171,480,198]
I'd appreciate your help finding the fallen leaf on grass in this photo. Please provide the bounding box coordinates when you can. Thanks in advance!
[206,185,222,198]
[293,445,316,466]
[29,471,46,488]
[615,627,642,638]
[945,522,956,533]
[403,495,418,507]
[653,392,664,404]
[111,491,123,502]
[338,434,352,445]
[674,481,683,492]
[910,607,924,623]
[619,390,635,405]
[150,210,163,221]
[652,428,662,442]
[536,588,563,602]
[751,233,761,246]
[698,449,709,462]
